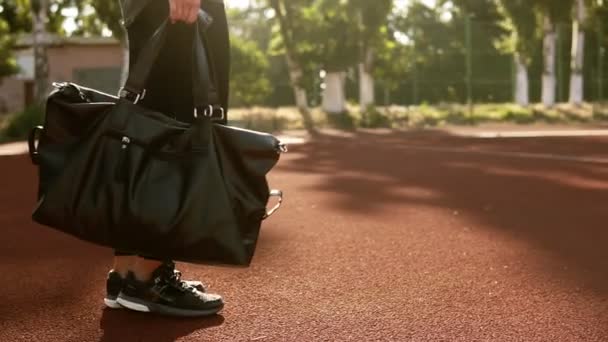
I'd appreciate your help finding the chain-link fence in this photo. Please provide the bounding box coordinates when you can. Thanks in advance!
[247,18,608,108]
[376,19,608,106]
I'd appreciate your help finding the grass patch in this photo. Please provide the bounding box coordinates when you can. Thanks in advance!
[325,111,357,130]
[359,106,391,128]
[227,102,608,133]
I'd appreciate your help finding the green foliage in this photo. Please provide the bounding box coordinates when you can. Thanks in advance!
[535,0,574,24]
[0,0,32,32]
[312,0,358,72]
[495,0,539,63]
[1,0,75,35]
[233,109,290,132]
[0,0,124,38]
[226,103,608,132]
[590,0,608,45]
[359,105,391,128]
[229,36,272,107]
[325,111,356,130]
[2,105,44,140]
[72,0,124,39]
[0,17,18,77]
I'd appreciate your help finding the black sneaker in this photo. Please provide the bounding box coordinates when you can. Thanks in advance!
[104,271,124,309]
[104,266,209,309]
[116,263,224,317]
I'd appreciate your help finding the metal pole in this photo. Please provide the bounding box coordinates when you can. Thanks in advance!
[465,13,473,115]
[412,25,419,106]
[384,84,390,106]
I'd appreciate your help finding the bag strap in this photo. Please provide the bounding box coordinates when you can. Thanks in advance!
[120,10,223,120]
[120,19,168,102]
[192,17,224,120]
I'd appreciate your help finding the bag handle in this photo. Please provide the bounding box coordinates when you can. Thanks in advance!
[28,125,44,165]
[192,17,224,120]
[263,190,283,220]
[120,19,169,102]
[120,11,223,120]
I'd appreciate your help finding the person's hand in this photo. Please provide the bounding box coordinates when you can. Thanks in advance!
[169,0,201,24]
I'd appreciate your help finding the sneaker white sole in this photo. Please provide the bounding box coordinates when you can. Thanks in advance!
[104,298,123,309]
[117,294,223,317]
[116,297,151,312]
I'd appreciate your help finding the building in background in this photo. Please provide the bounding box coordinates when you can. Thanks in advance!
[0,34,122,115]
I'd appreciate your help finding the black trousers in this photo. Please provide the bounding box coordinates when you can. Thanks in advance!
[127,0,230,124]
[115,0,230,259]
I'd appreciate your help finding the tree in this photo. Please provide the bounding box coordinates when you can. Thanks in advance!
[229,35,271,106]
[0,0,32,33]
[569,0,588,105]
[496,0,538,106]
[268,0,315,131]
[536,0,574,107]
[348,0,392,110]
[31,0,49,104]
[314,0,358,113]
[389,1,461,104]
[0,17,18,78]
[2,0,77,104]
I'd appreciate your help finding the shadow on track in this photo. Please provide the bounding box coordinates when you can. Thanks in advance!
[277,130,608,296]
[99,309,224,342]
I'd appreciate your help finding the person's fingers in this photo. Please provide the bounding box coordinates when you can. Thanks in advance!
[186,6,198,24]
[188,6,199,24]
[176,1,187,22]
[169,0,177,23]
[187,0,201,23]
[170,0,201,23]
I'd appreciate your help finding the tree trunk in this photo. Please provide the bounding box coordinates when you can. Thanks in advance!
[322,72,346,114]
[542,16,556,107]
[285,53,309,114]
[514,54,529,106]
[569,0,587,105]
[269,0,314,132]
[32,0,49,105]
[359,49,374,110]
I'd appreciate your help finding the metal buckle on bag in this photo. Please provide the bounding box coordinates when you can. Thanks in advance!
[263,189,283,220]
[194,105,225,121]
[118,87,146,104]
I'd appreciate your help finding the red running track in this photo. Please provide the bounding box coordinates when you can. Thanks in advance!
[1,130,607,341]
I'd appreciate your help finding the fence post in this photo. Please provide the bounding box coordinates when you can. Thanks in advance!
[511,52,516,102]
[412,63,419,105]
[557,23,565,103]
[465,13,473,114]
[384,82,390,106]
[599,21,604,102]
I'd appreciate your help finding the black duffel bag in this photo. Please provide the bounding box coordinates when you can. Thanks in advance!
[27,14,286,266]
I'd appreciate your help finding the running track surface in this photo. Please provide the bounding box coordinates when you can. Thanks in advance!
[1,130,607,342]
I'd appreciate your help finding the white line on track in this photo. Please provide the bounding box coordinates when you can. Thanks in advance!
[0,142,28,156]
[403,145,608,165]
[455,129,608,138]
